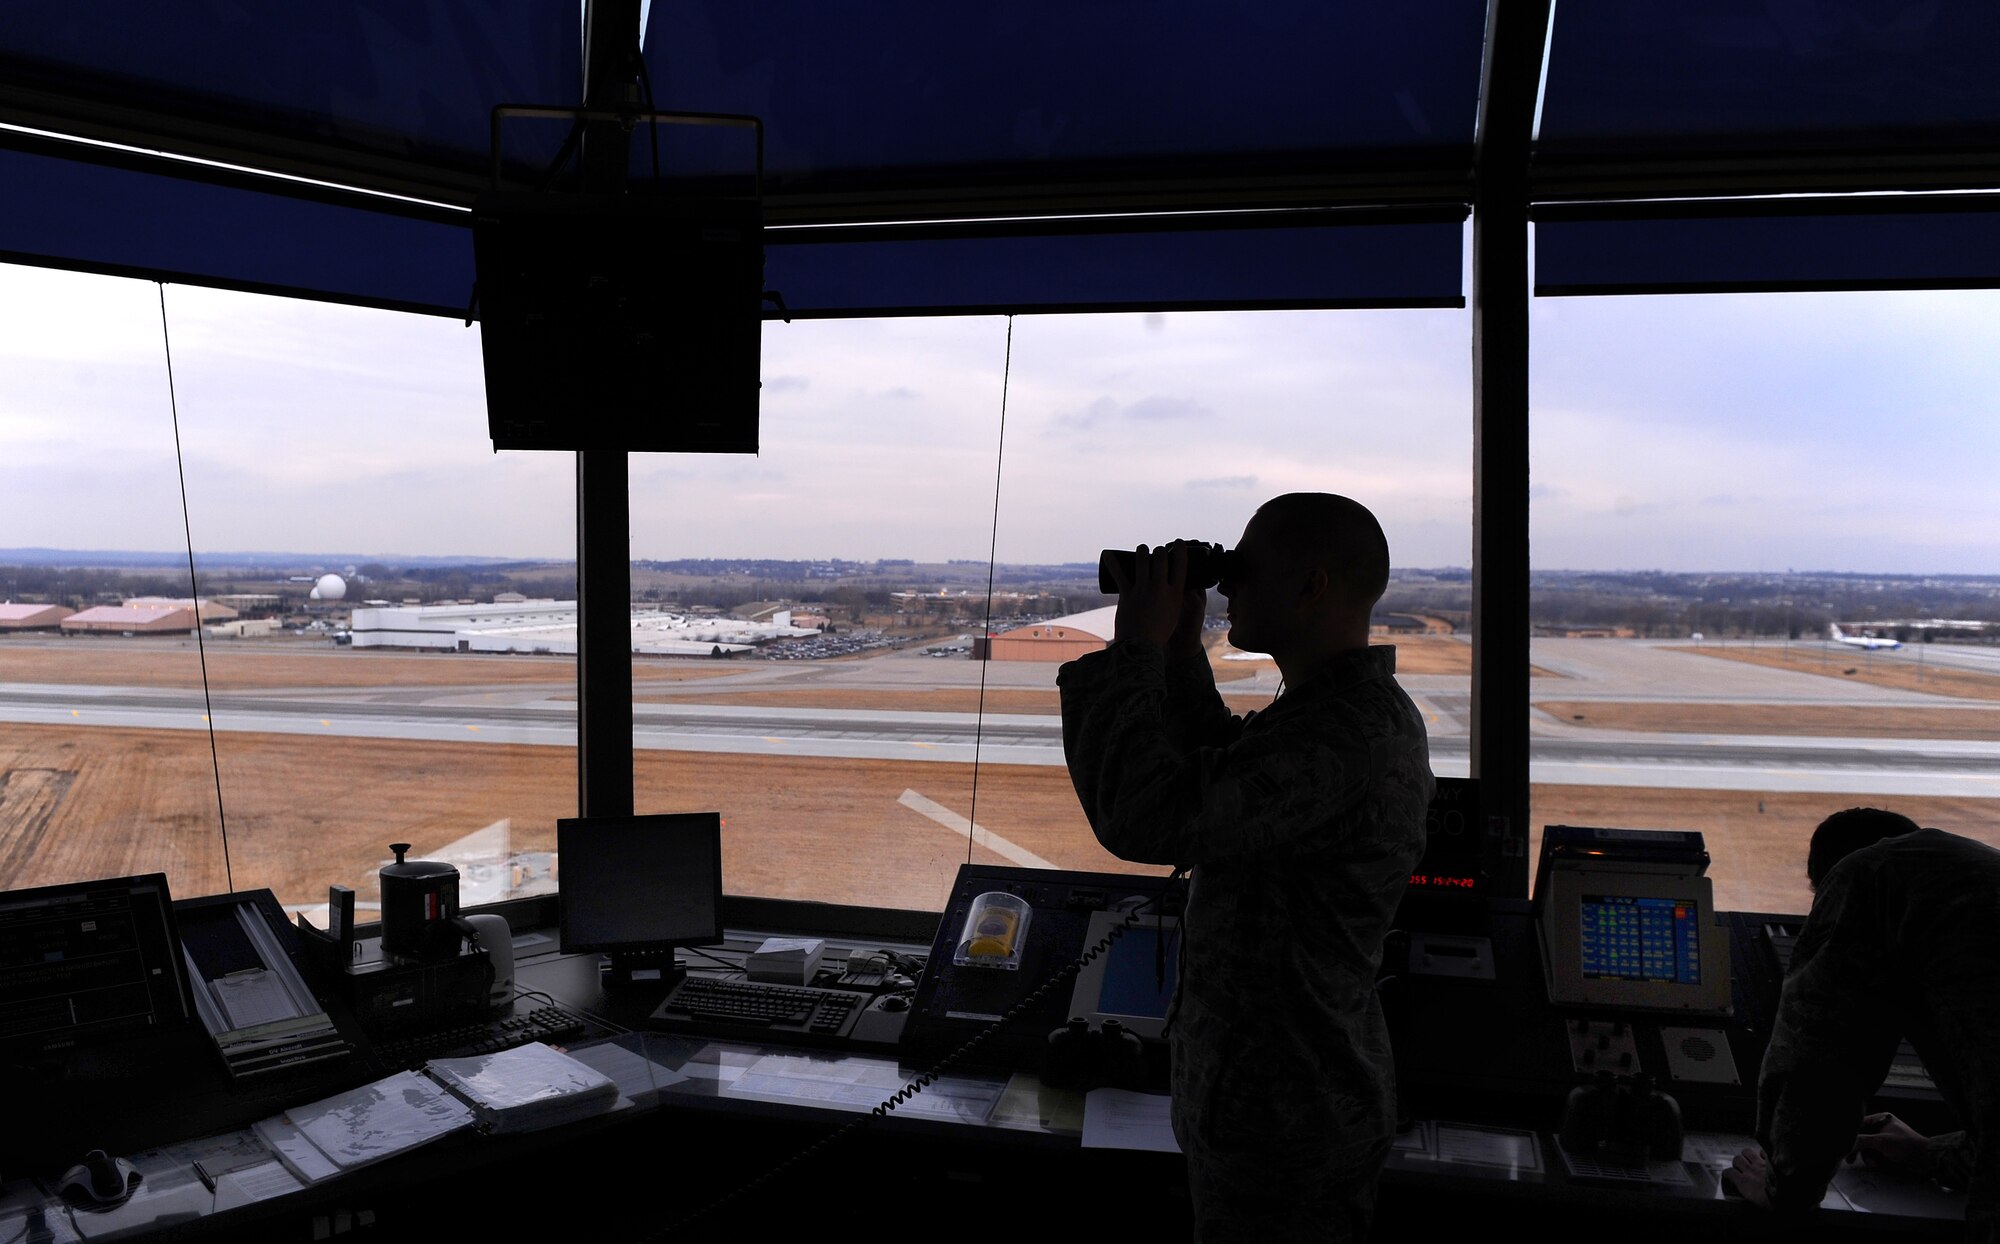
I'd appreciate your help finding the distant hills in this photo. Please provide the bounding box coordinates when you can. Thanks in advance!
[0,549,523,570]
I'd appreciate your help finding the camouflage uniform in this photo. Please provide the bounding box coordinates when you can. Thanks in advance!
[1058,639,1433,1243]
[1757,828,2000,1242]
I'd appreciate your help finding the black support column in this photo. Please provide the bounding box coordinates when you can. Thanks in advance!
[1471,0,1549,896]
[574,0,644,819]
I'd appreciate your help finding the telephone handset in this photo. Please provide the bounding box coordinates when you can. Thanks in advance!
[900,866,1183,1090]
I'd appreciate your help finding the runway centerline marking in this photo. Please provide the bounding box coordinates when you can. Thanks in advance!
[899,789,1053,869]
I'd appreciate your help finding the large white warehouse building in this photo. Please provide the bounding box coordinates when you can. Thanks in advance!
[349,600,820,656]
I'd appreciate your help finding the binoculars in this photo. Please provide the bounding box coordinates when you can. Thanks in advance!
[1097,539,1235,594]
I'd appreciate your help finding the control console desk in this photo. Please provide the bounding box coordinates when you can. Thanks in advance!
[0,874,1968,1243]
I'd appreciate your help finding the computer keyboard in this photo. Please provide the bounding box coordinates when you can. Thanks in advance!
[371,1004,592,1071]
[651,975,869,1044]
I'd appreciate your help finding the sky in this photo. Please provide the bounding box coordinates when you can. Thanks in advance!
[2,253,1997,575]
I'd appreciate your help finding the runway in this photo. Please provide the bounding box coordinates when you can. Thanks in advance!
[4,635,2000,797]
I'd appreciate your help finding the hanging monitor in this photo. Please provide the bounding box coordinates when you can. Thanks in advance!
[473,190,764,454]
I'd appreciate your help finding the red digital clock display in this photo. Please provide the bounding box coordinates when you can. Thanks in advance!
[1408,872,1480,890]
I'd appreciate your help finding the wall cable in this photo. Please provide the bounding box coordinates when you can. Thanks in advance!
[964,315,1013,863]
[157,283,234,893]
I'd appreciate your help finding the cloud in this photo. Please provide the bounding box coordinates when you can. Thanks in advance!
[1054,394,1214,430]
[1128,396,1210,422]
[8,262,1994,574]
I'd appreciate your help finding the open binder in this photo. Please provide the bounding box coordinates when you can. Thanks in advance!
[254,1041,620,1185]
[425,1041,620,1133]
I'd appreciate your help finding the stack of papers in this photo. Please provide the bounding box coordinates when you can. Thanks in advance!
[245,1044,621,1188]
[746,936,825,984]
[425,1041,621,1134]
[254,1071,476,1184]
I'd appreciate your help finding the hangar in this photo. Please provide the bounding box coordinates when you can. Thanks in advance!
[57,598,236,634]
[60,604,199,635]
[981,606,1115,663]
[0,602,71,632]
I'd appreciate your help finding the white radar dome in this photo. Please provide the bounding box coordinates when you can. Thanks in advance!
[309,573,347,601]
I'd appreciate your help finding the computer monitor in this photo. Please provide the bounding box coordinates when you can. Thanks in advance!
[1533,823,1710,901]
[0,872,197,1061]
[1065,909,1181,1042]
[558,813,725,988]
[1537,865,1732,1016]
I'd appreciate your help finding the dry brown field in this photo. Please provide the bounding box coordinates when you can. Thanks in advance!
[0,721,1113,914]
[1537,643,2000,737]
[10,718,1995,920]
[4,633,1996,924]
[0,645,728,690]
[1538,701,2000,740]
[0,633,1469,710]
[1677,642,2000,701]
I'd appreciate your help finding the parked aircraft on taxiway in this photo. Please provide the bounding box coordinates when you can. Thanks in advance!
[1829,623,1901,651]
